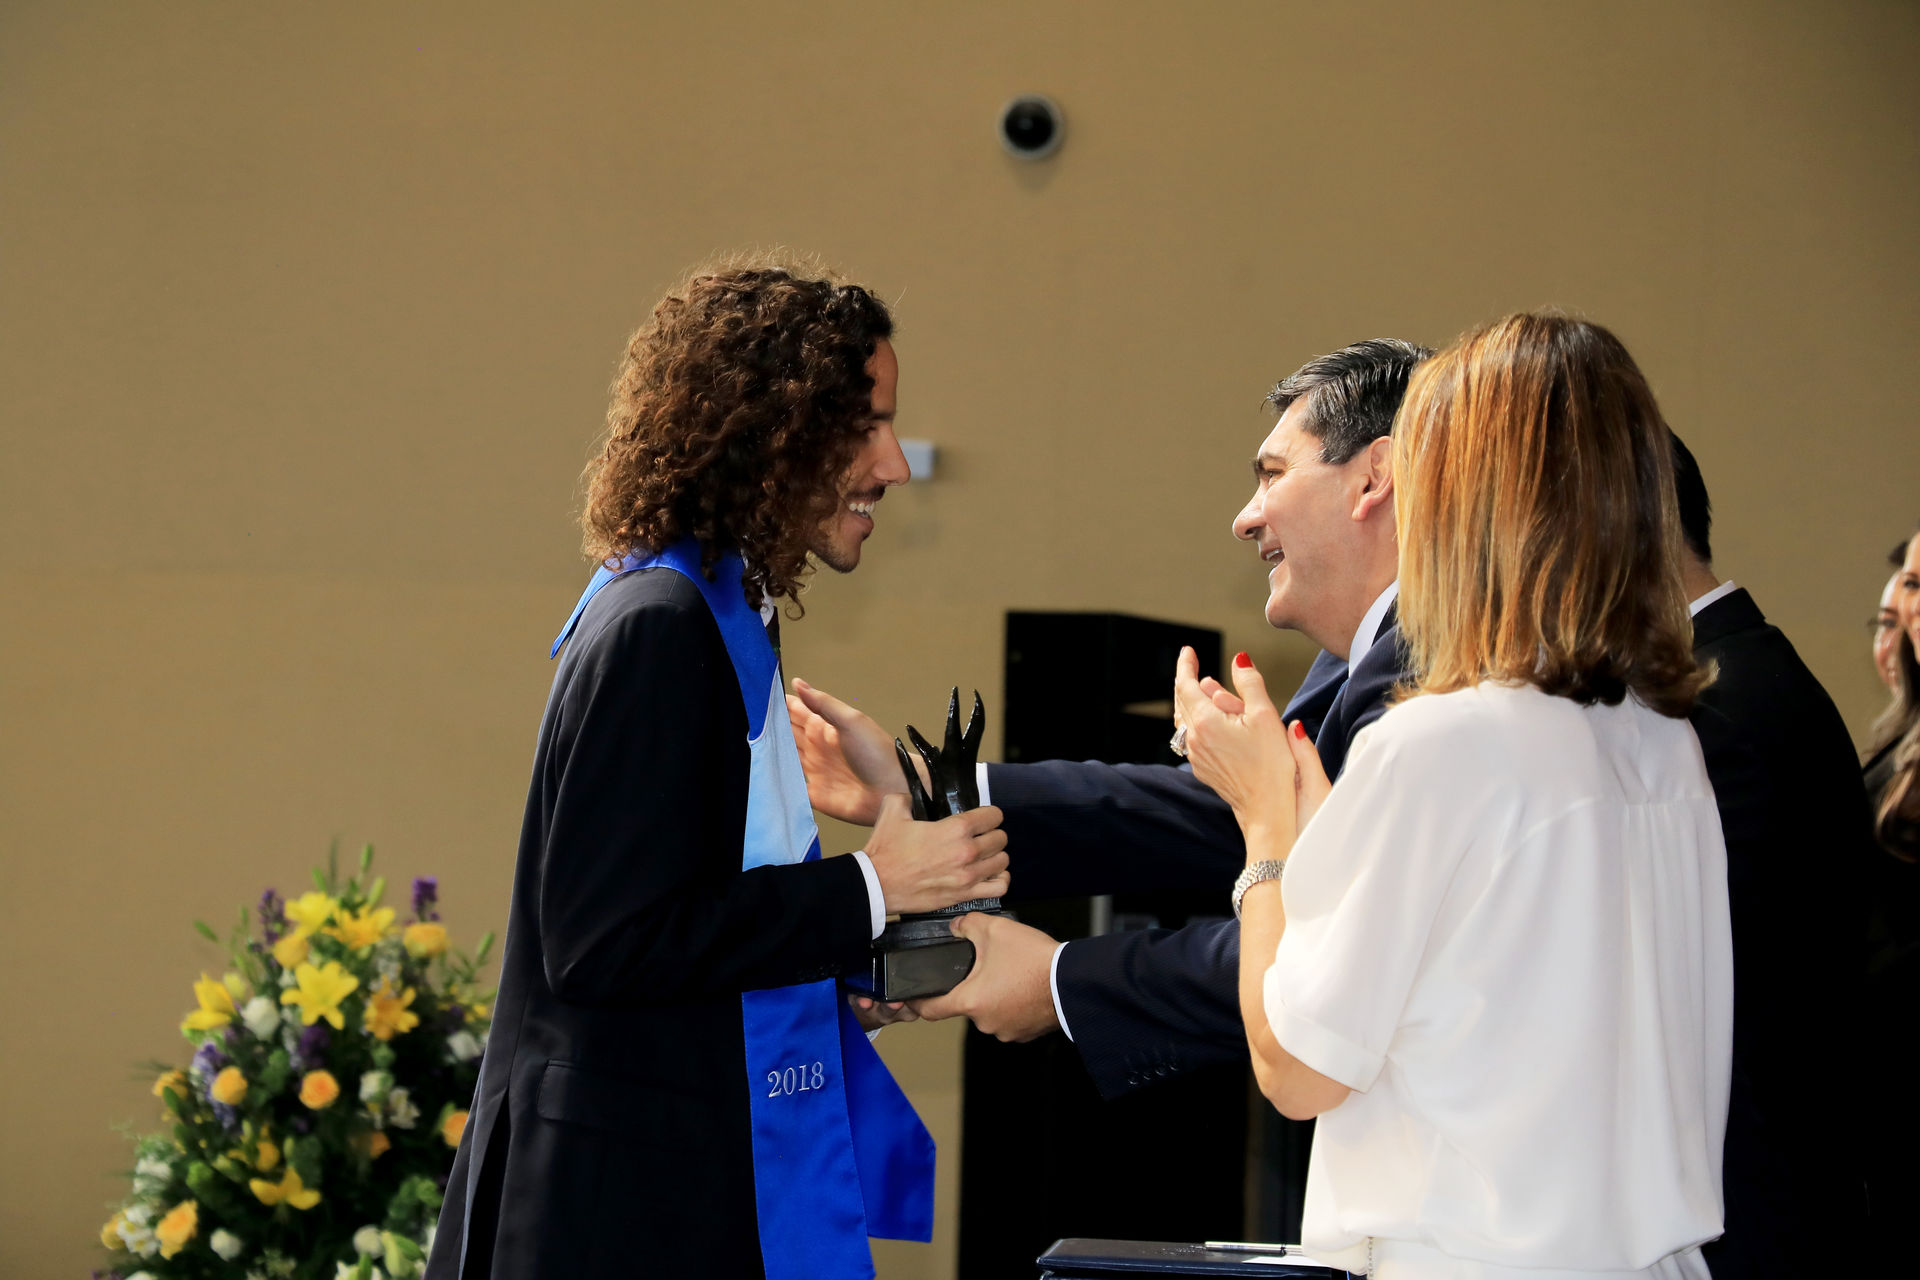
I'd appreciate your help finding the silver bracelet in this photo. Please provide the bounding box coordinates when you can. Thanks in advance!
[1231,860,1286,919]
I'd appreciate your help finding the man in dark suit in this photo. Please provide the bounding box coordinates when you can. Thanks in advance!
[425,264,1010,1280]
[1667,434,1871,1277]
[788,339,1427,1083]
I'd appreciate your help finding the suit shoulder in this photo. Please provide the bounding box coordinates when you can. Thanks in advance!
[570,569,717,654]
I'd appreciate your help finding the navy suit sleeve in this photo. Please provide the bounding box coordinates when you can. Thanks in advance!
[536,584,871,1008]
[1054,919,1247,1098]
[986,759,1245,900]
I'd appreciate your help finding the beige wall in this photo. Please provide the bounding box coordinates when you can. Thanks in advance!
[4,2,1916,1276]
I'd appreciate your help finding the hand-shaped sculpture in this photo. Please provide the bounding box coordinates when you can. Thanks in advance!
[851,688,1004,999]
[896,687,984,817]
[895,690,998,915]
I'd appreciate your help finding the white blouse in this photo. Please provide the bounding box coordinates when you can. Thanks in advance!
[1266,682,1732,1279]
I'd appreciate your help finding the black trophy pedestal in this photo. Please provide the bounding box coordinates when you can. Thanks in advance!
[849,911,1004,1001]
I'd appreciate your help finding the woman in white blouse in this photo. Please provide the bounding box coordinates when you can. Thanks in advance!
[1178,313,1732,1279]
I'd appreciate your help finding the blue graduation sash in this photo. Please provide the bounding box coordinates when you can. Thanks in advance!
[552,539,935,1278]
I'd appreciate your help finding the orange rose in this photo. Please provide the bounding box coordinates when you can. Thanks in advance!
[441,1108,469,1147]
[298,1070,341,1110]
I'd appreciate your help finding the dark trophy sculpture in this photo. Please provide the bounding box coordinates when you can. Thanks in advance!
[848,688,1005,1001]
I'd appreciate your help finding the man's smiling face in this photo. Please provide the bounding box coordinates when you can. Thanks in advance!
[809,339,909,573]
[1231,398,1372,642]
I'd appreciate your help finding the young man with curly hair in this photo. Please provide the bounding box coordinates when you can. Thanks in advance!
[426,260,1009,1280]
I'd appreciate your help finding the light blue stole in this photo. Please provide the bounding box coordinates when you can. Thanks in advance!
[552,539,935,1278]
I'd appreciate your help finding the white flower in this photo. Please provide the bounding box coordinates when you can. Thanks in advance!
[132,1154,172,1195]
[424,1225,436,1254]
[211,1228,245,1260]
[242,994,281,1038]
[120,1227,158,1256]
[386,1087,420,1129]
[278,967,298,988]
[336,1263,385,1280]
[123,1204,154,1226]
[359,1070,394,1105]
[353,1224,385,1256]
[125,1272,156,1280]
[446,1030,482,1063]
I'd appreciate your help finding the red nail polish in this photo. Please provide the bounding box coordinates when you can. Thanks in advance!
[1234,652,1252,669]
[1291,720,1307,741]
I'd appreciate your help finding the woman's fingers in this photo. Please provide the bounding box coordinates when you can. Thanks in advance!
[1286,719,1334,825]
[1198,676,1247,715]
[1227,651,1277,716]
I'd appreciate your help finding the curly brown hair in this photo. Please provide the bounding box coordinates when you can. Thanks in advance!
[581,254,894,610]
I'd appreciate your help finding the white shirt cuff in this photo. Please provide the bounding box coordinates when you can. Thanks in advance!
[850,850,886,940]
[976,762,992,806]
[1049,942,1074,1041]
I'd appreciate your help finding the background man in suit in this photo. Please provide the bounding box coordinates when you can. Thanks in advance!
[1668,434,1871,1276]
[790,339,1429,1086]
[427,262,1010,1280]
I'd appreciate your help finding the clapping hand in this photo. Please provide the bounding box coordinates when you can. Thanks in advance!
[1174,647,1333,850]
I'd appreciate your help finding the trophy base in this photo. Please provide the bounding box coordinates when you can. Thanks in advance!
[846,911,1005,1001]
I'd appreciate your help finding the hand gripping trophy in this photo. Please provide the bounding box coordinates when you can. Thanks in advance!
[850,688,1006,1000]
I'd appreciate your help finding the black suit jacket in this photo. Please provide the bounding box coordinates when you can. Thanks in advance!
[1686,588,1870,1276]
[425,569,873,1280]
[990,609,1404,1096]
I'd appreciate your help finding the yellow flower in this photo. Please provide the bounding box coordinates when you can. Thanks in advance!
[211,1066,248,1106]
[156,1199,198,1258]
[271,932,310,968]
[441,1108,469,1147]
[363,978,419,1042]
[100,1211,126,1250]
[153,1069,188,1102]
[369,1130,391,1159]
[402,921,448,958]
[280,961,359,1029]
[327,904,396,951]
[180,972,236,1033]
[249,1166,320,1210]
[255,1132,280,1172]
[299,1069,341,1110]
[282,891,338,938]
[466,1002,490,1022]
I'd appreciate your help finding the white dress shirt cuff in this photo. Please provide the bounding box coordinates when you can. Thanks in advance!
[1050,942,1074,1041]
[850,850,886,940]
[976,762,992,806]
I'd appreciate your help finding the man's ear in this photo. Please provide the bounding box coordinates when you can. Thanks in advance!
[1351,436,1394,522]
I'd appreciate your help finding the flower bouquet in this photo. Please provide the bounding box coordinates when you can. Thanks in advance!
[98,846,494,1280]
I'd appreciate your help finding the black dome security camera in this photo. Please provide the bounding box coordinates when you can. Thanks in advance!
[998,94,1065,160]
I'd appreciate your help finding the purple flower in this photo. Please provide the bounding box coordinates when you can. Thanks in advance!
[211,1099,240,1133]
[259,888,286,943]
[411,876,440,922]
[190,1040,229,1084]
[292,1023,330,1072]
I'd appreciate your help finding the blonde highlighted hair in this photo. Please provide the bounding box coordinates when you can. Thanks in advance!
[1392,312,1708,717]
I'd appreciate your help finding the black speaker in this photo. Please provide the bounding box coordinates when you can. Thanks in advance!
[956,612,1252,1279]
